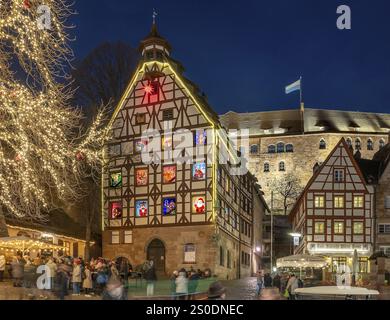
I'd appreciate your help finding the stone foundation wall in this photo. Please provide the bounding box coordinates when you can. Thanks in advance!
[103,225,219,277]
[103,225,253,280]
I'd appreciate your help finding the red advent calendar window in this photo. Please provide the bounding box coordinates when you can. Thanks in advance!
[144,81,159,96]
[135,168,148,186]
[109,202,122,220]
[193,196,206,214]
[163,165,176,184]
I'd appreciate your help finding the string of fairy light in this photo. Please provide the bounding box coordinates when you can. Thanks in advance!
[0,0,110,220]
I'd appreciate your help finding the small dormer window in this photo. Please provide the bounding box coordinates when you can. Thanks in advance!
[163,109,174,121]
[146,51,154,60]
[156,51,163,60]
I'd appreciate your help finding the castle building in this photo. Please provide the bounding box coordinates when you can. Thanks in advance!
[101,24,267,279]
[220,109,390,214]
[290,139,375,279]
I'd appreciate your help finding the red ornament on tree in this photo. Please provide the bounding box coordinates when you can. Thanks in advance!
[15,154,22,162]
[75,151,85,162]
[23,0,31,9]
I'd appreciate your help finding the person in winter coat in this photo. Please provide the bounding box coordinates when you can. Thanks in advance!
[256,270,265,296]
[273,274,282,292]
[286,274,299,300]
[188,271,200,299]
[0,255,5,282]
[119,259,129,284]
[170,270,179,299]
[102,277,127,300]
[72,259,82,295]
[144,260,157,297]
[207,281,226,300]
[11,255,25,287]
[83,265,93,297]
[109,261,120,281]
[175,268,189,300]
[56,260,71,300]
[46,258,57,290]
[23,259,37,289]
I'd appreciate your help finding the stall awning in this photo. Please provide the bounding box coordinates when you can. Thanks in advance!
[0,236,66,252]
[276,254,328,268]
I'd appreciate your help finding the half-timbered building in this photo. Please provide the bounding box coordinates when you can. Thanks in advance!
[290,139,375,279]
[101,23,266,279]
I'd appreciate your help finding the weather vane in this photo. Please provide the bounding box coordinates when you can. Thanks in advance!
[153,9,158,25]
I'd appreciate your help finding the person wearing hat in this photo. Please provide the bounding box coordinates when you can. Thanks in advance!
[175,268,189,300]
[207,281,226,300]
[72,259,82,296]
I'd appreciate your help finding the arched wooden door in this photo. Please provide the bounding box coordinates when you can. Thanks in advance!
[147,239,166,274]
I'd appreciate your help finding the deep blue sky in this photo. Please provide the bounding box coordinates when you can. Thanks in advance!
[70,0,390,115]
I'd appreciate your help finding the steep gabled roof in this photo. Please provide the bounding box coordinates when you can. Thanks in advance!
[289,138,369,222]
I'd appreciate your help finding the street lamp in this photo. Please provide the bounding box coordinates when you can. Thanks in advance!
[289,233,302,254]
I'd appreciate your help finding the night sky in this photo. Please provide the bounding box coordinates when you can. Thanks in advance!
[70,0,390,115]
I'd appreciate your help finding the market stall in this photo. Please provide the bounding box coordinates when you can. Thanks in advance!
[276,254,329,282]
[0,236,67,258]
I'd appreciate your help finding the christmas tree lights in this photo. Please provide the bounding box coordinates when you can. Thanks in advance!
[0,0,109,221]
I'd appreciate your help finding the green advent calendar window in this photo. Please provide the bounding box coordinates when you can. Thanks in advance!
[110,172,122,188]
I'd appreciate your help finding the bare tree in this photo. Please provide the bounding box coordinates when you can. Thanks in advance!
[270,173,303,215]
[71,42,138,116]
[79,177,101,261]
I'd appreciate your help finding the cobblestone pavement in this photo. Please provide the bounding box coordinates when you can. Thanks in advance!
[0,281,99,300]
[0,278,282,301]
[222,277,284,300]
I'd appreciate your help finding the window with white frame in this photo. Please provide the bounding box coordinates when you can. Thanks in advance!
[314,222,325,234]
[124,230,133,244]
[367,139,374,151]
[378,224,390,234]
[334,221,345,234]
[111,231,120,244]
[334,169,344,183]
[250,144,259,155]
[353,222,364,235]
[184,244,196,264]
[380,246,390,256]
[314,196,325,208]
[334,196,345,208]
[385,196,390,209]
[353,196,364,208]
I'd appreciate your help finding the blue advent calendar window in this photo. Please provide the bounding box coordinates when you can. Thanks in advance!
[135,200,148,217]
[163,198,177,216]
[110,172,122,188]
[192,162,206,180]
[195,130,207,145]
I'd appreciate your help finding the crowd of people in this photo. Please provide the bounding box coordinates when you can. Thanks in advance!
[0,253,131,300]
[169,266,212,300]
[256,270,304,300]
[0,254,225,300]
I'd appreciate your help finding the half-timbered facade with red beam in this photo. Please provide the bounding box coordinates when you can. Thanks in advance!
[290,139,374,278]
[101,23,265,279]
